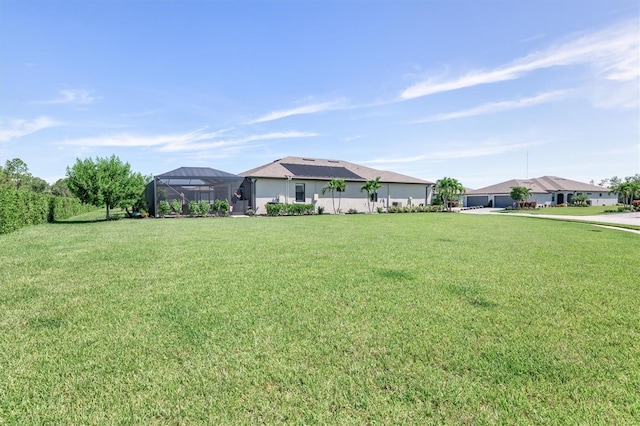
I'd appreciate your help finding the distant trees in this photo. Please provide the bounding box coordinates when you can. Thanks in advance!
[66,155,147,220]
[609,175,640,206]
[435,177,465,211]
[322,178,347,214]
[361,176,382,213]
[509,186,532,209]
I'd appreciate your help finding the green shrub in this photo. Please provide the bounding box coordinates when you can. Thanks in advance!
[198,201,211,216]
[158,200,171,216]
[317,206,324,215]
[265,203,314,216]
[213,199,229,216]
[171,199,182,214]
[246,209,255,216]
[376,207,383,214]
[347,208,359,214]
[48,196,94,222]
[188,201,200,216]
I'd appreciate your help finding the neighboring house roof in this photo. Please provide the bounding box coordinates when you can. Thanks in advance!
[239,156,433,184]
[155,167,243,186]
[467,176,611,195]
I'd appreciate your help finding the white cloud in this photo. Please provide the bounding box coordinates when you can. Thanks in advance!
[34,89,96,105]
[416,91,567,123]
[158,131,318,152]
[0,116,62,143]
[61,127,317,153]
[248,99,347,124]
[363,141,545,166]
[401,20,639,100]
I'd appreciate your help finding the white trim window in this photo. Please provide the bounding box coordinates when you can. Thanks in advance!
[295,183,305,202]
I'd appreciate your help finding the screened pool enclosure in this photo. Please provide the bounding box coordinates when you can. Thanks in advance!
[145,167,246,216]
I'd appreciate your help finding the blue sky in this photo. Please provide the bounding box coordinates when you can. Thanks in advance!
[1,0,639,188]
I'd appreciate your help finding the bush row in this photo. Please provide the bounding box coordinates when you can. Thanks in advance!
[0,187,95,235]
[265,203,315,216]
[386,205,446,213]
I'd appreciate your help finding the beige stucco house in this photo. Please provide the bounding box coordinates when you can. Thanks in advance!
[237,156,434,214]
[464,176,618,208]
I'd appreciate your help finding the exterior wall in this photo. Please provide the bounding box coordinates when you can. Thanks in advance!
[467,191,617,208]
[253,178,430,214]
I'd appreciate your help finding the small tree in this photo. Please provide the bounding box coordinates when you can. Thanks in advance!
[171,199,182,215]
[510,186,532,209]
[435,177,465,211]
[66,155,147,220]
[360,176,382,213]
[571,194,589,206]
[322,178,347,214]
[158,200,171,217]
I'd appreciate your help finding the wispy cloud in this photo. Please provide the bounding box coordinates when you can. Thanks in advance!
[0,116,62,143]
[363,141,545,165]
[416,91,567,123]
[342,135,363,142]
[61,127,230,150]
[34,89,96,105]
[401,20,639,100]
[158,131,318,152]
[248,99,347,124]
[61,127,317,153]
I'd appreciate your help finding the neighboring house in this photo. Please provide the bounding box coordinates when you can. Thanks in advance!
[238,156,434,214]
[464,176,618,208]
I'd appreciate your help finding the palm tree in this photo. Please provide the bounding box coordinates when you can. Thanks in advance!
[360,176,382,213]
[435,177,465,212]
[322,178,347,214]
[510,186,532,209]
[609,179,639,206]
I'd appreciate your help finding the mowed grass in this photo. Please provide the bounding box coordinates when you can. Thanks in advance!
[1,214,639,424]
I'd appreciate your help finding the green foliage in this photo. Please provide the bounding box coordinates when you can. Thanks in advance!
[376,206,383,214]
[361,176,382,213]
[317,206,324,215]
[265,203,314,216]
[66,155,147,220]
[170,199,182,214]
[322,178,347,214]
[50,178,73,197]
[570,194,589,206]
[435,177,465,211]
[48,196,95,222]
[212,199,230,216]
[188,200,200,216]
[198,200,211,216]
[246,209,255,216]
[0,187,95,234]
[0,187,48,234]
[158,200,171,216]
[609,176,640,206]
[510,186,533,208]
[347,208,359,214]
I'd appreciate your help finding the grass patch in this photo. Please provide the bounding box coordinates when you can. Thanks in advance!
[1,214,639,424]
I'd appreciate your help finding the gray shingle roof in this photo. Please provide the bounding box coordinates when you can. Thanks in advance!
[467,176,609,195]
[239,157,433,184]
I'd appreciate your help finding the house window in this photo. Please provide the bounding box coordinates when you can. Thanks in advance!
[295,183,305,202]
[370,192,378,202]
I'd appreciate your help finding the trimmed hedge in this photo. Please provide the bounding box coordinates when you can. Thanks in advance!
[0,187,95,235]
[265,203,315,216]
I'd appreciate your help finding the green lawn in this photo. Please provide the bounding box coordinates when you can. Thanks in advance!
[1,214,639,424]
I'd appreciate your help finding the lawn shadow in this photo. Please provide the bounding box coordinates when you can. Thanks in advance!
[445,284,497,309]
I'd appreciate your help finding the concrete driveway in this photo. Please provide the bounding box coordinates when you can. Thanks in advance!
[459,207,640,233]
